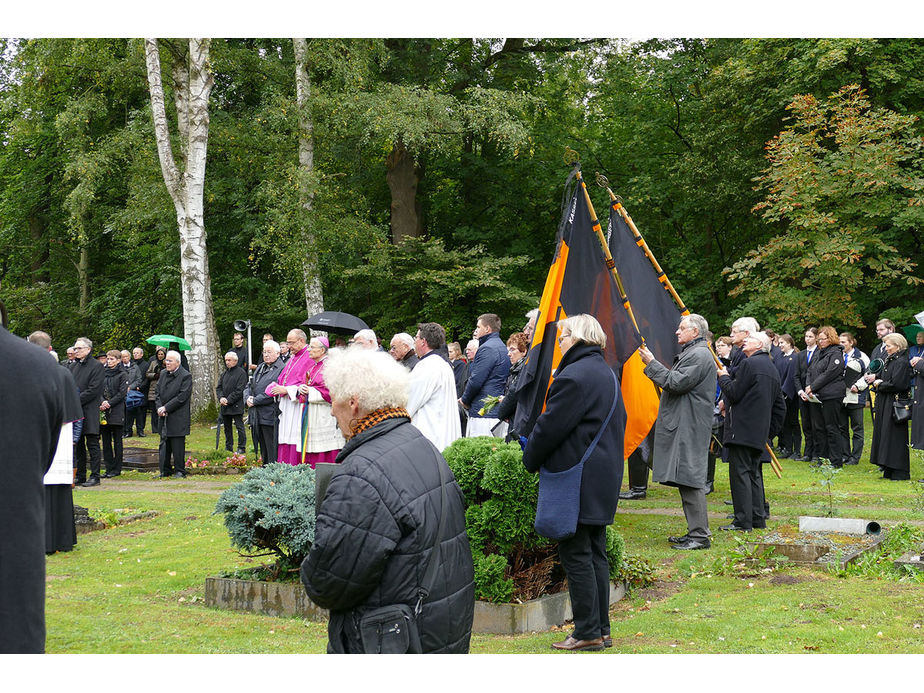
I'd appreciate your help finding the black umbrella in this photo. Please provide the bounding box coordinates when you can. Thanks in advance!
[302,311,369,335]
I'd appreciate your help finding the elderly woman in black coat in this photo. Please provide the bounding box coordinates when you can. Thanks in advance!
[301,347,474,653]
[870,333,912,480]
[522,314,624,652]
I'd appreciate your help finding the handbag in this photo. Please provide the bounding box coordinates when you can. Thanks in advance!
[358,455,450,654]
[534,369,620,541]
[892,397,912,424]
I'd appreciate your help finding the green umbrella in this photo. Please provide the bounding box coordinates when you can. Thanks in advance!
[901,324,924,342]
[146,334,191,351]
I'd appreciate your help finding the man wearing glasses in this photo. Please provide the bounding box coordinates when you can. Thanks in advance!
[71,337,105,487]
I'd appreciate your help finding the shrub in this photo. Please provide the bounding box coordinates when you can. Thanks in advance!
[214,463,317,573]
[443,437,631,603]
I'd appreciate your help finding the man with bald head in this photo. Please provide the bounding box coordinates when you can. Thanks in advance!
[217,352,248,454]
[266,329,315,464]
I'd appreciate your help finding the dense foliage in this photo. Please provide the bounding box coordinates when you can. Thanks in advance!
[213,462,317,572]
[443,436,625,602]
[2,38,923,365]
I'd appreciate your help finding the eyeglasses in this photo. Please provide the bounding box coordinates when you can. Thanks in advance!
[557,332,572,344]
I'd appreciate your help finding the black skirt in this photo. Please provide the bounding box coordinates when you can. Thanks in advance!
[45,484,77,554]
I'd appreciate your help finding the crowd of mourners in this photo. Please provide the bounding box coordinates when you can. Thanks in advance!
[7,309,924,655]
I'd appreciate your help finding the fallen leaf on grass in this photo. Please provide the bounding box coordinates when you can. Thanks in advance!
[634,632,644,637]
[167,571,176,576]
[803,645,819,651]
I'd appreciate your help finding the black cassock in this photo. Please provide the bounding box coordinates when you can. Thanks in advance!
[0,327,82,654]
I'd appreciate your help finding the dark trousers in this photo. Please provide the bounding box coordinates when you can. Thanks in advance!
[255,423,277,465]
[727,444,765,530]
[625,447,650,491]
[557,523,610,641]
[159,436,186,476]
[101,424,123,475]
[808,402,827,459]
[843,405,864,464]
[223,413,246,451]
[798,399,815,458]
[148,401,160,434]
[132,403,147,435]
[779,395,801,454]
[820,399,847,465]
[75,433,101,482]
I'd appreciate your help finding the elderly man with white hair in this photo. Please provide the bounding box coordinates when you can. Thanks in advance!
[217,351,248,454]
[390,332,419,370]
[155,350,192,478]
[245,339,285,464]
[639,314,717,550]
[716,331,786,531]
[350,329,379,350]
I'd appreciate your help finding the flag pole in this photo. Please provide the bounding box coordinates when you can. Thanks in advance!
[575,171,646,347]
[600,179,782,479]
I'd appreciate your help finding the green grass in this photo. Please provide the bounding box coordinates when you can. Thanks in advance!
[47,415,924,654]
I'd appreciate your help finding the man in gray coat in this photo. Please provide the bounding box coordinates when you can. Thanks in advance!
[639,314,717,550]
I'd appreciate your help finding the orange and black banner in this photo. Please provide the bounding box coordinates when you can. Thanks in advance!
[607,200,684,455]
[513,169,641,454]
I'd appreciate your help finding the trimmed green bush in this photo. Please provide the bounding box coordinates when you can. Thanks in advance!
[214,463,317,572]
[444,436,630,604]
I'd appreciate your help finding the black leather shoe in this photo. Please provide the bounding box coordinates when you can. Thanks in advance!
[794,455,811,461]
[777,449,792,459]
[551,635,604,652]
[155,473,170,478]
[235,448,245,455]
[704,481,714,495]
[137,432,146,437]
[668,534,690,544]
[671,538,711,550]
[173,471,186,478]
[723,500,734,506]
[719,524,750,532]
[80,478,100,487]
[844,459,858,465]
[619,488,646,500]
[602,635,613,648]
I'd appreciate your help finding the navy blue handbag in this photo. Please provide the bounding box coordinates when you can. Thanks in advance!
[533,369,619,541]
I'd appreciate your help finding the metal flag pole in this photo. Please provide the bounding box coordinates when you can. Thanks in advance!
[596,174,782,479]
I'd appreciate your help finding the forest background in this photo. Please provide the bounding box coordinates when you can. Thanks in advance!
[2,37,923,412]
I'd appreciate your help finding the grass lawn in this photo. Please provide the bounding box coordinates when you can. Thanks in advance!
[47,412,924,656]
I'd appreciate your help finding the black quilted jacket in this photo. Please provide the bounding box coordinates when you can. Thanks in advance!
[300,416,474,653]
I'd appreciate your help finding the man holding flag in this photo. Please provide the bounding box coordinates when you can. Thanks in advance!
[639,314,716,550]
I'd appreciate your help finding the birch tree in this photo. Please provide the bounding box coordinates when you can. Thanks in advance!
[293,38,324,317]
[144,38,218,413]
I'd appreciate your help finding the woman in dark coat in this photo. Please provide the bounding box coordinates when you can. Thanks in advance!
[301,347,474,654]
[804,326,848,467]
[522,314,624,652]
[495,331,528,441]
[912,347,924,451]
[775,334,801,458]
[145,347,166,434]
[100,350,129,477]
[870,333,912,480]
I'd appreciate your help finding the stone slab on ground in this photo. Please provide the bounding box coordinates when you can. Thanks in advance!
[893,550,924,572]
[123,446,160,472]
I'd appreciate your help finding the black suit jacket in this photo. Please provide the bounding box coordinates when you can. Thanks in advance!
[71,356,105,435]
[719,351,786,451]
[155,367,192,437]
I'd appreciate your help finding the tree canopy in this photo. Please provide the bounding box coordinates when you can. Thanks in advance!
[2,37,922,377]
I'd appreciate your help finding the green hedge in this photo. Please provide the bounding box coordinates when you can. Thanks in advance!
[444,437,625,603]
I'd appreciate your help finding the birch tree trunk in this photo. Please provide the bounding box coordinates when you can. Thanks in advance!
[144,38,218,415]
[293,38,324,317]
